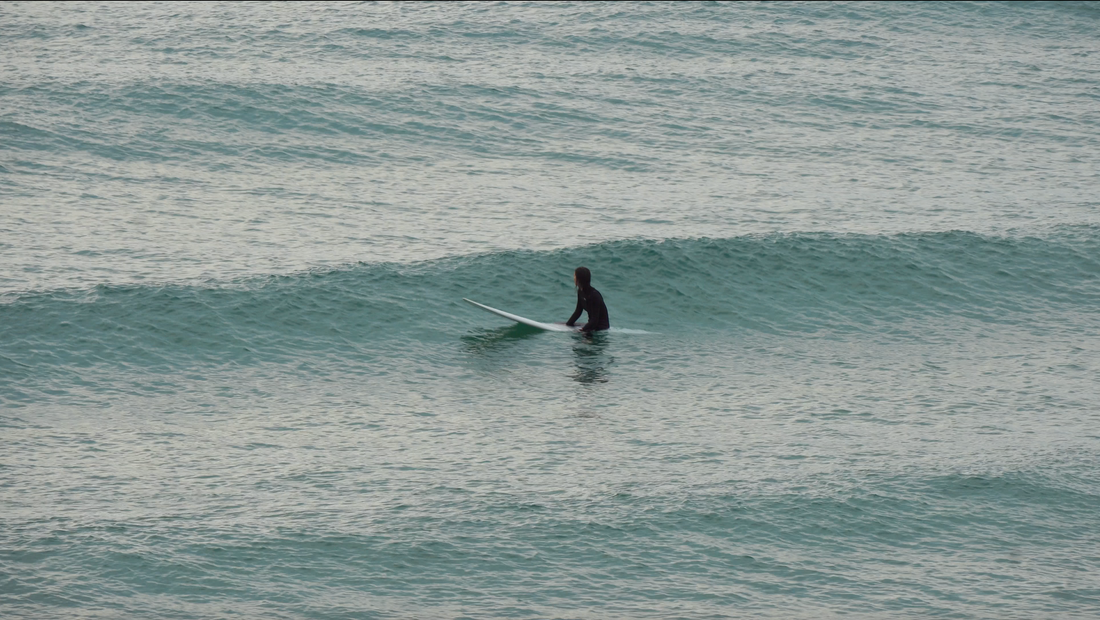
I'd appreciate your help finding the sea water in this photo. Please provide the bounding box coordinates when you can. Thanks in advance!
[2,2,1099,618]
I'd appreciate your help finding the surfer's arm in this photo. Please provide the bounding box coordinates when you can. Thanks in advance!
[566,292,584,326]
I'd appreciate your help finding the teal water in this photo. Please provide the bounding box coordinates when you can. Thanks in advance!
[3,2,1100,618]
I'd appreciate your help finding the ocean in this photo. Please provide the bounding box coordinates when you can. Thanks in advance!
[2,2,1099,618]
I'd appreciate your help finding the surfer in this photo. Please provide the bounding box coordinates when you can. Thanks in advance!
[566,266,610,333]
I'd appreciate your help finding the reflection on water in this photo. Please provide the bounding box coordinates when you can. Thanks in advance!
[460,326,613,391]
[572,333,611,385]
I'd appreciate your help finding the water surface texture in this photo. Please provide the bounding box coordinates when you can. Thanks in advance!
[3,2,1100,619]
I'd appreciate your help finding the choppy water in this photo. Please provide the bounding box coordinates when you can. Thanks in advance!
[3,2,1100,618]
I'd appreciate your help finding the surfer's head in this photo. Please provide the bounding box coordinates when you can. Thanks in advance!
[574,266,591,289]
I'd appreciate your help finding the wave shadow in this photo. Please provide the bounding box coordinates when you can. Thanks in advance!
[460,323,544,354]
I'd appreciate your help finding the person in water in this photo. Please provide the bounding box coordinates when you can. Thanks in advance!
[566,266,610,333]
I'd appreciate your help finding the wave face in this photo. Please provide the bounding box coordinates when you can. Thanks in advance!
[3,3,1100,620]
[4,228,1099,375]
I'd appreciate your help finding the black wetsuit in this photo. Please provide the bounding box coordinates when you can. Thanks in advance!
[567,286,610,333]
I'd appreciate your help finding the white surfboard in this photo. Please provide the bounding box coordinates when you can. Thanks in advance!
[463,298,579,332]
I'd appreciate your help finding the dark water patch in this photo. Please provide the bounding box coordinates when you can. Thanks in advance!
[0,78,660,171]
[8,470,1097,618]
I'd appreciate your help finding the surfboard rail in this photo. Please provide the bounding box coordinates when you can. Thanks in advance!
[463,298,578,332]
